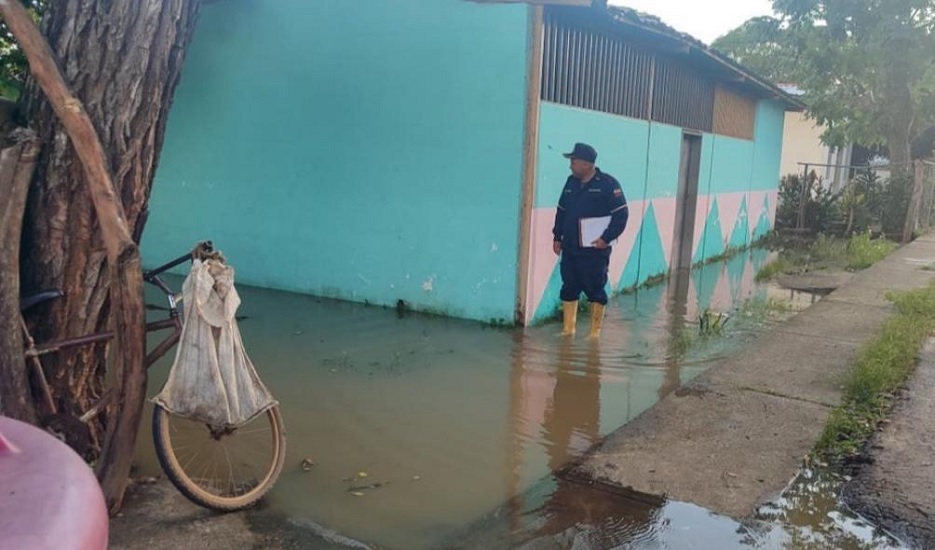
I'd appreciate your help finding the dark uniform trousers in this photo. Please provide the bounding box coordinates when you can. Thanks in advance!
[559,252,610,305]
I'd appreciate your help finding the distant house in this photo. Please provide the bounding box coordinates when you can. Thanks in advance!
[143,0,803,326]
[777,83,887,190]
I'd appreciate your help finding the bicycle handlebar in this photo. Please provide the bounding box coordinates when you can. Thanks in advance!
[142,241,215,313]
[143,241,214,282]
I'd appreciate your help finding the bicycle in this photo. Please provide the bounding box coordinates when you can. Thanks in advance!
[18,241,286,511]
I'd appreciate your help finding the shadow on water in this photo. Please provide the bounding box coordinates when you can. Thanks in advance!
[133,246,894,549]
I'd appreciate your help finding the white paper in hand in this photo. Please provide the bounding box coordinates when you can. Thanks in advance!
[579,216,616,247]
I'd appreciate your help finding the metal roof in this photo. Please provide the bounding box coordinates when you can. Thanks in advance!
[471,0,806,111]
[601,5,805,110]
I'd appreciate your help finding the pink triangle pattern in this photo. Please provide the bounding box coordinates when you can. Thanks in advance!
[711,265,732,311]
[766,190,778,226]
[686,275,699,320]
[525,207,560,325]
[652,197,678,268]
[716,192,747,245]
[747,190,776,238]
[692,194,711,260]
[609,199,645,292]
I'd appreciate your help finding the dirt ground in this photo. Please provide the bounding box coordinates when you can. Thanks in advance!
[844,338,935,549]
[109,478,364,550]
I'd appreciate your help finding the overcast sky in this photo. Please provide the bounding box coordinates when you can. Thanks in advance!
[609,0,776,44]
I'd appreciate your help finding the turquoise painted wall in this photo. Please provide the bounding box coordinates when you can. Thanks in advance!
[142,0,529,322]
[535,103,650,207]
[706,135,756,194]
[644,123,683,200]
[751,100,786,191]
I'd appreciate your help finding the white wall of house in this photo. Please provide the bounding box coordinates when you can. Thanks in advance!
[780,111,832,177]
[781,111,856,191]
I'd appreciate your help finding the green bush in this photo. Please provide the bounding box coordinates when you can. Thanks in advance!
[776,172,840,232]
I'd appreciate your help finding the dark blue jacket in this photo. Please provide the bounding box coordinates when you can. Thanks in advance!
[552,168,629,256]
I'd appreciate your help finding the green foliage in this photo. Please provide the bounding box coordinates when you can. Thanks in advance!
[775,168,912,237]
[846,231,898,270]
[718,1,935,162]
[712,16,798,83]
[698,308,730,337]
[816,282,935,460]
[877,174,912,237]
[0,0,47,100]
[755,258,789,281]
[775,0,935,154]
[775,172,840,232]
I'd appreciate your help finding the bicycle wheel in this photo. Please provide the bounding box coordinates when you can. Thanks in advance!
[152,404,286,511]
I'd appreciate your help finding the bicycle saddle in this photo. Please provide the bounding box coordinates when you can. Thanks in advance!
[19,289,64,312]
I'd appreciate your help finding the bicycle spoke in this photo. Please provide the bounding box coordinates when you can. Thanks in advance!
[179,444,205,474]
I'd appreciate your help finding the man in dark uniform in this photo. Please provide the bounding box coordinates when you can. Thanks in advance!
[552,143,629,338]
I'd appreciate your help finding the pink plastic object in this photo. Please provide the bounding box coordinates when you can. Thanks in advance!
[0,415,108,549]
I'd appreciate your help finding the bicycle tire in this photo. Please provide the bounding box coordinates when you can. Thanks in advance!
[152,404,286,512]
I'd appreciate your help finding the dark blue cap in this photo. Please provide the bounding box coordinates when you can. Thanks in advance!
[563,142,597,163]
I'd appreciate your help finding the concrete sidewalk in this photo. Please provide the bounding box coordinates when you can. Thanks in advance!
[572,234,935,519]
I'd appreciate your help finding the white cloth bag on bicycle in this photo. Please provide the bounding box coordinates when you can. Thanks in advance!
[152,258,277,427]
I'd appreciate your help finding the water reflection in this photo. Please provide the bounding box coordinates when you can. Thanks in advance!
[660,267,692,399]
[543,339,602,472]
[135,246,833,549]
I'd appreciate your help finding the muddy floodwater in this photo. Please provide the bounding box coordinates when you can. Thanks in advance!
[132,247,902,549]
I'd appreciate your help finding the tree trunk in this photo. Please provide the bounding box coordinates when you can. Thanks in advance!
[17,0,201,438]
[0,129,40,423]
[904,160,926,242]
[12,0,202,511]
[884,32,914,177]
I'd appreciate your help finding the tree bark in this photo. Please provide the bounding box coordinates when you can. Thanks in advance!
[19,0,202,424]
[0,129,40,423]
[904,160,927,242]
[6,0,202,512]
[884,31,914,176]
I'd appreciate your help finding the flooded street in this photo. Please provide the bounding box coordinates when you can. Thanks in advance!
[132,247,898,549]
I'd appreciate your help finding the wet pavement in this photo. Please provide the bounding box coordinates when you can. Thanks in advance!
[129,246,902,549]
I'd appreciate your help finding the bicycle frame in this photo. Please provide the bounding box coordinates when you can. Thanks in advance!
[21,243,213,421]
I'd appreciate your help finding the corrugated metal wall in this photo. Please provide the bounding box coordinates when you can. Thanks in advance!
[540,10,753,139]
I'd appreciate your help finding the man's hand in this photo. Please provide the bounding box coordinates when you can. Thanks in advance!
[553,240,562,255]
[592,238,609,249]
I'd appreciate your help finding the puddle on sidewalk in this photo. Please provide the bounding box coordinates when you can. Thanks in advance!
[131,246,849,549]
[446,468,904,549]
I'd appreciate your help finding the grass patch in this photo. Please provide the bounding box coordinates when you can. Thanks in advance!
[669,327,695,358]
[756,233,897,281]
[698,308,730,337]
[738,296,793,321]
[815,282,935,460]
[845,232,898,270]
[755,258,790,282]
